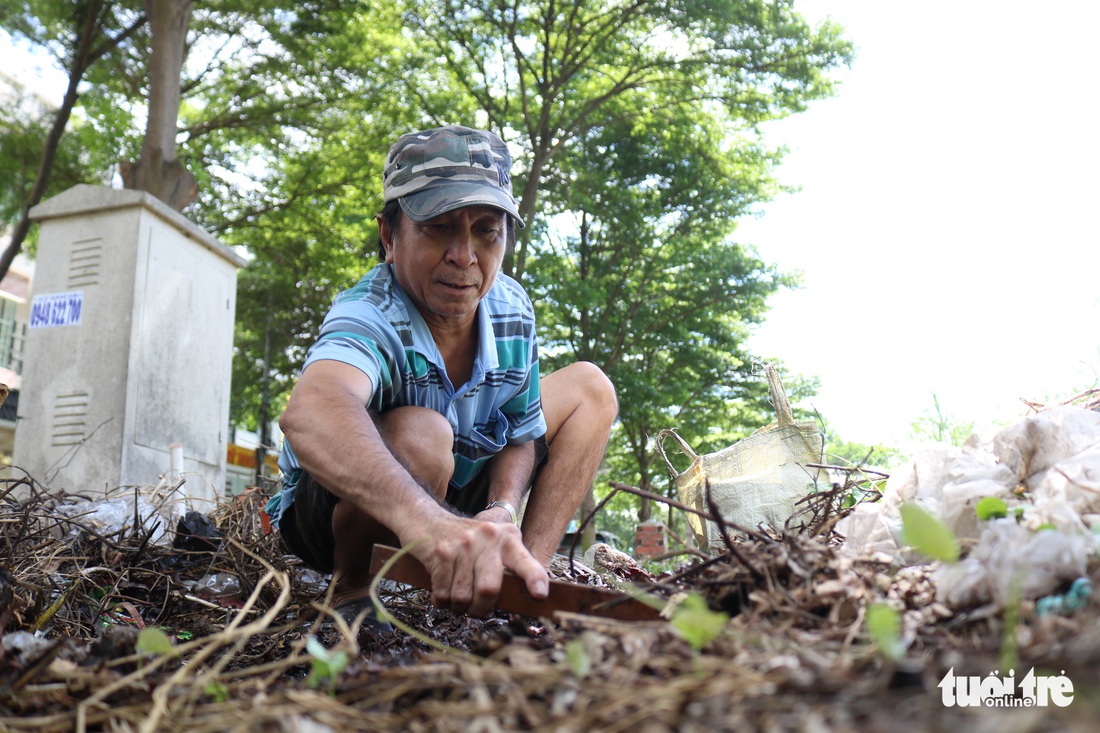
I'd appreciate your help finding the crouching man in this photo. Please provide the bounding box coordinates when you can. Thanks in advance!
[266,125,617,624]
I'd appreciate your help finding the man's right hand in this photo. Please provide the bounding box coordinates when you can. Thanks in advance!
[402,516,548,618]
[282,360,547,616]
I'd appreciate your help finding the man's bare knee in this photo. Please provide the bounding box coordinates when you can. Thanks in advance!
[559,361,617,422]
[378,406,454,496]
[540,362,617,445]
[574,361,617,416]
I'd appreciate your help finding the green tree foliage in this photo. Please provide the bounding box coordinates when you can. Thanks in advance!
[0,85,101,244]
[2,2,853,523]
[823,428,900,471]
[393,0,854,278]
[529,105,791,521]
[0,0,147,273]
[909,393,976,447]
[205,4,424,437]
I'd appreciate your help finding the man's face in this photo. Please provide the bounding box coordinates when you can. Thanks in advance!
[380,205,508,329]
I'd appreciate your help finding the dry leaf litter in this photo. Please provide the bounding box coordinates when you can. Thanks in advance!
[3,396,1100,732]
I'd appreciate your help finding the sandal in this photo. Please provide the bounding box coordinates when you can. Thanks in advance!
[331,595,393,634]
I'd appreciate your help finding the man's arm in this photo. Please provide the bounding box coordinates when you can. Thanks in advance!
[476,441,536,525]
[279,359,548,615]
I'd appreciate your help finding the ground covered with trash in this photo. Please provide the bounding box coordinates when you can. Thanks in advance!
[3,400,1100,732]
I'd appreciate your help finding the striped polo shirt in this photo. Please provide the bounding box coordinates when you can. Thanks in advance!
[267,263,546,525]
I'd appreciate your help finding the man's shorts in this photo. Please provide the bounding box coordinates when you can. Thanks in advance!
[278,436,549,574]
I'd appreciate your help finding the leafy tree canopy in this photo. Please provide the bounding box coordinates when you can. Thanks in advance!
[2,1,854,525]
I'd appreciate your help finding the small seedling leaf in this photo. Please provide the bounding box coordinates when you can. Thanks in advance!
[899,502,959,563]
[975,496,1008,521]
[204,681,230,702]
[565,639,591,678]
[866,603,904,661]
[136,627,174,656]
[306,636,348,690]
[671,593,729,652]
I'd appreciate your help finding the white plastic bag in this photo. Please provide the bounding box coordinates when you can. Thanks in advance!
[838,406,1100,610]
[934,520,1092,609]
[53,490,182,547]
[656,365,826,550]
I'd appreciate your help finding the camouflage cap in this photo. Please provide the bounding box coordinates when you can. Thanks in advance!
[383,125,525,228]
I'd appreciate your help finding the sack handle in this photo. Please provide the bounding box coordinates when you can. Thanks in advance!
[764,363,796,428]
[654,428,698,478]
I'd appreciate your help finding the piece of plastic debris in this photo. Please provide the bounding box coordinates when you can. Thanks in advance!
[295,567,328,594]
[1035,577,1093,616]
[933,520,1092,609]
[173,511,221,553]
[53,493,182,547]
[1,631,52,666]
[192,573,242,602]
[838,407,1100,611]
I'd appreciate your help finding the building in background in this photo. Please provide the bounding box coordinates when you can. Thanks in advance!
[0,248,31,462]
[225,423,281,496]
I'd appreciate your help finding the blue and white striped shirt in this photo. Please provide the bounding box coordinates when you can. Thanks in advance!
[267,263,546,525]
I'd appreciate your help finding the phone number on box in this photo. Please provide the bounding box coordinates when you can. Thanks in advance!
[29,291,84,328]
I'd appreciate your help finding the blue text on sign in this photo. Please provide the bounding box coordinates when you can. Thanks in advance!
[29,291,84,329]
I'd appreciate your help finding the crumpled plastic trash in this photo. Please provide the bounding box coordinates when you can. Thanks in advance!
[173,510,221,553]
[838,406,1100,610]
[994,407,1100,483]
[933,521,1093,609]
[1,630,52,667]
[838,439,1018,565]
[53,494,181,547]
[191,573,242,602]
[295,567,328,594]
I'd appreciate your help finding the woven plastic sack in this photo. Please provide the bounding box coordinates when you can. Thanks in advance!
[656,365,826,551]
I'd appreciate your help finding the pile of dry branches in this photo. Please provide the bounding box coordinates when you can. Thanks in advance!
[2,469,1098,733]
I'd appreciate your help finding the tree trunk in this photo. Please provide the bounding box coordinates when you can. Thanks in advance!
[121,0,196,210]
[253,294,274,487]
[578,484,597,551]
[505,143,550,281]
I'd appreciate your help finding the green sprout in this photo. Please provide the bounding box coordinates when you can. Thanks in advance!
[306,636,349,696]
[564,638,592,678]
[865,603,903,661]
[671,593,729,653]
[204,681,230,702]
[899,503,959,563]
[136,627,175,656]
[975,496,1008,521]
[134,627,174,671]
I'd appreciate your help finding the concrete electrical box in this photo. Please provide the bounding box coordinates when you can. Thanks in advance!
[14,185,246,503]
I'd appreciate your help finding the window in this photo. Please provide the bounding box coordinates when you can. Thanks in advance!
[0,297,25,373]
